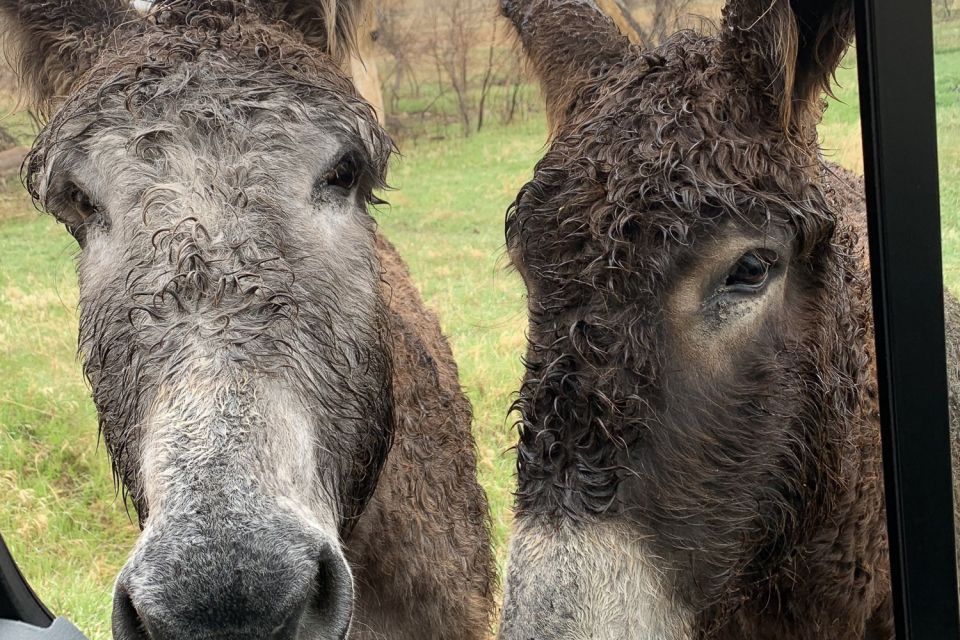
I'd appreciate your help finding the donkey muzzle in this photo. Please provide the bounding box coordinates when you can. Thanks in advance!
[112,515,352,640]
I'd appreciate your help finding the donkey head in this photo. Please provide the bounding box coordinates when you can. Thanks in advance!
[2,1,393,638]
[500,0,873,638]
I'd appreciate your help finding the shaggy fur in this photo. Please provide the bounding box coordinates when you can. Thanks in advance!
[1,1,494,638]
[0,0,138,114]
[498,0,957,638]
[246,0,372,63]
[501,0,631,133]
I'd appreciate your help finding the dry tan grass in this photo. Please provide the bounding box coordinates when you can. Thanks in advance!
[0,177,35,222]
[819,123,865,174]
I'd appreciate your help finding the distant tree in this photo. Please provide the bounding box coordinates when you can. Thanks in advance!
[936,0,956,21]
[375,2,424,114]
[428,0,479,136]
[372,0,540,139]
[622,0,695,46]
[596,0,644,42]
[475,20,498,133]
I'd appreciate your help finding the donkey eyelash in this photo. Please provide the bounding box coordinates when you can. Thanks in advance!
[48,182,100,224]
[313,150,370,200]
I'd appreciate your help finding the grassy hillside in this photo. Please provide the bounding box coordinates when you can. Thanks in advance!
[1,23,959,640]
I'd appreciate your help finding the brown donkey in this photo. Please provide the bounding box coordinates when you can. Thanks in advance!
[0,1,494,638]
[498,0,960,638]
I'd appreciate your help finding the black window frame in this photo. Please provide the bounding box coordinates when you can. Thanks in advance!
[2,0,960,638]
[0,534,53,627]
[855,0,960,636]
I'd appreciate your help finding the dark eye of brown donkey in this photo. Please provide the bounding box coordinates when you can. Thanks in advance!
[725,249,779,289]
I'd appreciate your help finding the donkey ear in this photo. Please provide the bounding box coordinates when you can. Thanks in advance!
[248,0,371,64]
[500,0,631,132]
[0,0,137,115]
[721,0,854,128]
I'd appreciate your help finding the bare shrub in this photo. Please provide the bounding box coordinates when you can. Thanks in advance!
[429,0,477,136]
[372,0,539,139]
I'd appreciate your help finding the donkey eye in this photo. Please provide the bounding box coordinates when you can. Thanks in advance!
[322,153,360,193]
[69,184,98,221]
[54,183,104,246]
[725,249,779,290]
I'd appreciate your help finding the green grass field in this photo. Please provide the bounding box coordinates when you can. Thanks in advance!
[2,26,960,639]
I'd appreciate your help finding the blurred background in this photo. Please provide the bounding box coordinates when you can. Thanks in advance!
[0,1,957,637]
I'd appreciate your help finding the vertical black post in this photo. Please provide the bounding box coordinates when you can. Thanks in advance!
[854,1,960,638]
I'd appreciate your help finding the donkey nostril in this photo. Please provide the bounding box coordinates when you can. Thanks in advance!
[112,582,151,640]
[311,544,354,639]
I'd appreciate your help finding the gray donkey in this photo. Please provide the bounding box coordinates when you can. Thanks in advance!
[497,0,960,638]
[0,1,494,638]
